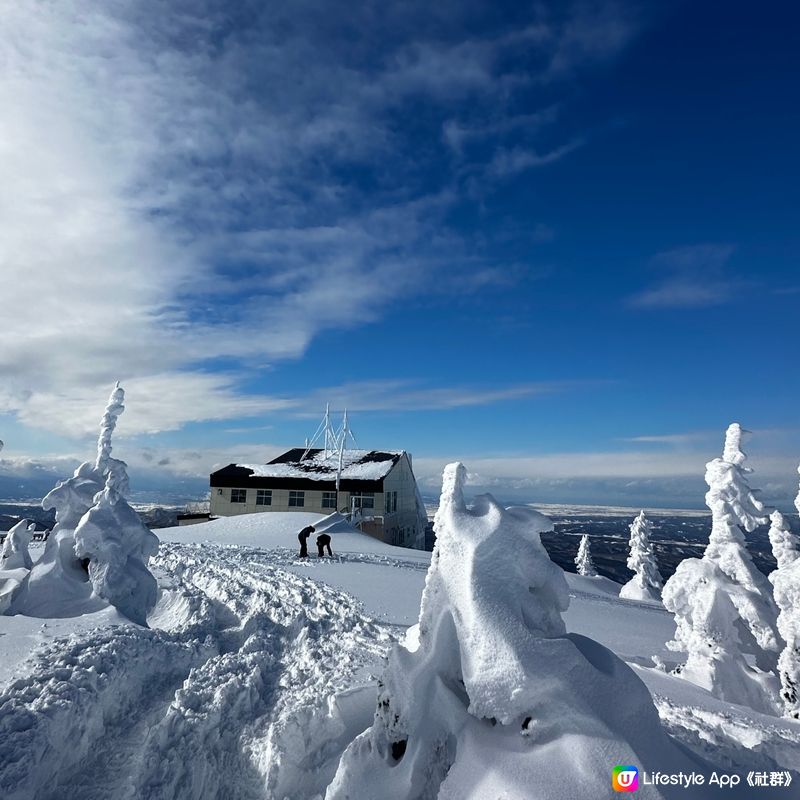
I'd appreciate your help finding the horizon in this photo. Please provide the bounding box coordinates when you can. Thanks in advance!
[2,2,799,510]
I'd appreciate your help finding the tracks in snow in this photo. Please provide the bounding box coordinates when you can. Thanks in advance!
[0,542,398,800]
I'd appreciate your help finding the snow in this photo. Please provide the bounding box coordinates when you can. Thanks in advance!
[619,510,664,602]
[239,448,402,482]
[2,463,799,798]
[769,502,800,718]
[662,423,782,715]
[768,510,799,572]
[10,384,160,624]
[574,533,597,576]
[327,463,742,800]
[1,519,34,571]
[770,557,800,719]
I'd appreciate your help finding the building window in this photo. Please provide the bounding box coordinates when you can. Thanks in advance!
[231,489,247,504]
[289,490,305,507]
[351,491,374,510]
[322,491,337,509]
[256,489,272,506]
[385,491,397,514]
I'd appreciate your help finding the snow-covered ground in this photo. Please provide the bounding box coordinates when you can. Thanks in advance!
[2,509,799,798]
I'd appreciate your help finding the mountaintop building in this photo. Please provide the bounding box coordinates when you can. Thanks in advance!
[210,441,429,549]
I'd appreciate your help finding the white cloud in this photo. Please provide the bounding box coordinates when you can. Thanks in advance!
[0,1,639,438]
[294,379,573,414]
[629,243,746,309]
[487,139,585,177]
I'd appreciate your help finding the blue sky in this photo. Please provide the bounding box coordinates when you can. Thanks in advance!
[1,1,798,507]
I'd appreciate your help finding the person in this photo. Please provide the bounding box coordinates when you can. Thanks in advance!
[298,525,315,558]
[317,532,333,558]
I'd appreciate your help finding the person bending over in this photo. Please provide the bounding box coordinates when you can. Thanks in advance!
[316,532,333,558]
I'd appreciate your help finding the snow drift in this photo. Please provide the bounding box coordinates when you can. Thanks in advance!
[9,383,159,625]
[327,462,709,800]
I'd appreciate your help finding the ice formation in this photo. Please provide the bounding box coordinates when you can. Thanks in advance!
[768,511,799,572]
[574,533,597,576]
[619,510,663,601]
[768,478,800,718]
[9,384,159,624]
[1,520,34,571]
[0,519,35,613]
[662,424,781,714]
[327,462,709,799]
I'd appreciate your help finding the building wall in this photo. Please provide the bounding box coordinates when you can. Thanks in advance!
[380,454,423,547]
[211,487,342,516]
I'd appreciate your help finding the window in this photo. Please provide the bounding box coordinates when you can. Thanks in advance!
[322,491,337,509]
[231,489,247,504]
[351,491,374,510]
[289,490,305,507]
[256,489,272,506]
[385,491,398,514]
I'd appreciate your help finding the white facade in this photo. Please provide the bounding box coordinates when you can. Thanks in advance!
[210,450,428,549]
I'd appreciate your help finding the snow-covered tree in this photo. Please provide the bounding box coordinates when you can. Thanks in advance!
[74,470,159,626]
[662,423,781,714]
[619,511,663,601]
[328,463,707,799]
[1,519,34,571]
[768,510,799,572]
[574,534,597,577]
[10,383,159,624]
[769,480,800,718]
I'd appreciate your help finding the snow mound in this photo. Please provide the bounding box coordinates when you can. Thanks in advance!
[1,520,34,571]
[0,520,36,613]
[162,510,430,563]
[327,462,708,800]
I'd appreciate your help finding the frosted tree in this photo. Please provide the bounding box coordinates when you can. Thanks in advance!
[768,478,800,718]
[11,383,159,624]
[328,463,707,799]
[574,534,597,577]
[662,423,782,714]
[619,511,663,601]
[768,510,799,572]
[1,519,35,571]
[0,519,36,613]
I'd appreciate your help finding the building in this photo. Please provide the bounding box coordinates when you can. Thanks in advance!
[210,447,428,548]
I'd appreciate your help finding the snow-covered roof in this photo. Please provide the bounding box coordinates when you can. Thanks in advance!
[236,448,404,482]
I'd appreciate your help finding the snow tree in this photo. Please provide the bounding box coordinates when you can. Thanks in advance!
[574,534,597,577]
[1,519,34,571]
[74,470,159,626]
[328,463,703,799]
[768,510,799,572]
[11,383,159,624]
[662,423,782,714]
[619,511,663,601]
[768,480,800,718]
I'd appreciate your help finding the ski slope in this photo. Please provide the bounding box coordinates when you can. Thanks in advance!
[1,510,799,799]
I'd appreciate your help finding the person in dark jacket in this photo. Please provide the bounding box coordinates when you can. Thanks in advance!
[316,532,333,558]
[298,525,315,558]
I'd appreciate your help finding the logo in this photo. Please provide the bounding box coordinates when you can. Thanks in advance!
[613,766,639,792]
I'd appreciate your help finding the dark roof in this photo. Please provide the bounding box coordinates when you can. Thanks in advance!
[210,447,404,492]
